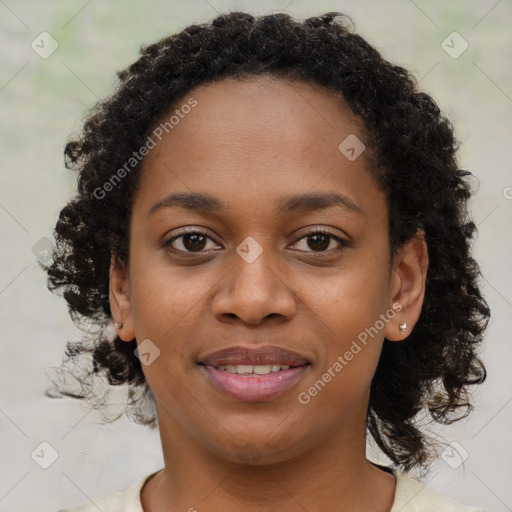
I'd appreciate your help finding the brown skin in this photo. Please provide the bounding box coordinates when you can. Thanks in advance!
[109,76,429,511]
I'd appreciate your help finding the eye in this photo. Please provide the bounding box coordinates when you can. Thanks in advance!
[164,227,350,255]
[291,228,350,253]
[165,230,220,253]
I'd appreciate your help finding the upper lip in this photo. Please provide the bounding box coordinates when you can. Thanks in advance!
[200,345,310,367]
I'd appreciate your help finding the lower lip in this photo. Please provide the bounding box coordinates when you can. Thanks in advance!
[201,365,309,402]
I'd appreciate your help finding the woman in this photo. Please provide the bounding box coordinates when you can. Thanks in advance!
[47,11,490,511]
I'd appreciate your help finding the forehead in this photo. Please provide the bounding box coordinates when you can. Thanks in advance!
[133,75,384,221]
[151,75,364,155]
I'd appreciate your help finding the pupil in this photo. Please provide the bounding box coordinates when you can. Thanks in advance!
[308,234,329,251]
[184,234,206,251]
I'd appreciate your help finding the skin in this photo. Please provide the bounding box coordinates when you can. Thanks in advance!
[109,75,429,512]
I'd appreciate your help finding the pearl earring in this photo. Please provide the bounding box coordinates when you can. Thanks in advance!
[115,322,123,329]
[399,322,407,334]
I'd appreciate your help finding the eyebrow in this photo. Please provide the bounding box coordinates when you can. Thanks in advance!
[147,191,366,218]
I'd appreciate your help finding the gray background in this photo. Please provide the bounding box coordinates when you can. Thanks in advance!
[0,1,511,511]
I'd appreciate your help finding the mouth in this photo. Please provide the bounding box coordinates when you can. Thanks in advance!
[208,363,301,375]
[198,345,311,402]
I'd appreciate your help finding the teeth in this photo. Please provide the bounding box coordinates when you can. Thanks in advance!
[253,365,271,375]
[216,364,293,374]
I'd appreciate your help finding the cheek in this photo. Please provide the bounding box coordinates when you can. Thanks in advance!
[129,256,211,340]
[127,262,207,394]
[293,254,390,408]
[297,251,390,335]
[296,316,384,432]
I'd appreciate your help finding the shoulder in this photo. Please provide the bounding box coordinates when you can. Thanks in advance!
[55,472,158,512]
[54,469,488,512]
[391,472,487,512]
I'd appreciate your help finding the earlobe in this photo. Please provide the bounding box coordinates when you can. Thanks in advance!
[109,253,135,342]
[385,231,429,342]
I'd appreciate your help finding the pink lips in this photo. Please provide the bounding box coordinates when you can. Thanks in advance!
[199,345,310,402]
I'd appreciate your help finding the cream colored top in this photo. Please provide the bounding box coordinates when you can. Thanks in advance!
[56,469,486,511]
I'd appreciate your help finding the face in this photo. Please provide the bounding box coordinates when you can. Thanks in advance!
[110,76,426,465]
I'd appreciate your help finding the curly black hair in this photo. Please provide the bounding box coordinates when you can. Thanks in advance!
[44,11,490,472]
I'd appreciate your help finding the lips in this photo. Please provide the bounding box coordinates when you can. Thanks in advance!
[200,345,309,367]
[198,345,311,402]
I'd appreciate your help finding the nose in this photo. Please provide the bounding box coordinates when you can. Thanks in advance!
[211,243,297,326]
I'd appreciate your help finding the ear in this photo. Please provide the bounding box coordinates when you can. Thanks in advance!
[109,253,135,342]
[384,230,429,342]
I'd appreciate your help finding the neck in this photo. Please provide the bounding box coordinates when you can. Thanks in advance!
[141,399,396,512]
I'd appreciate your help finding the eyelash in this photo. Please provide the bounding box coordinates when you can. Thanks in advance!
[164,227,350,256]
